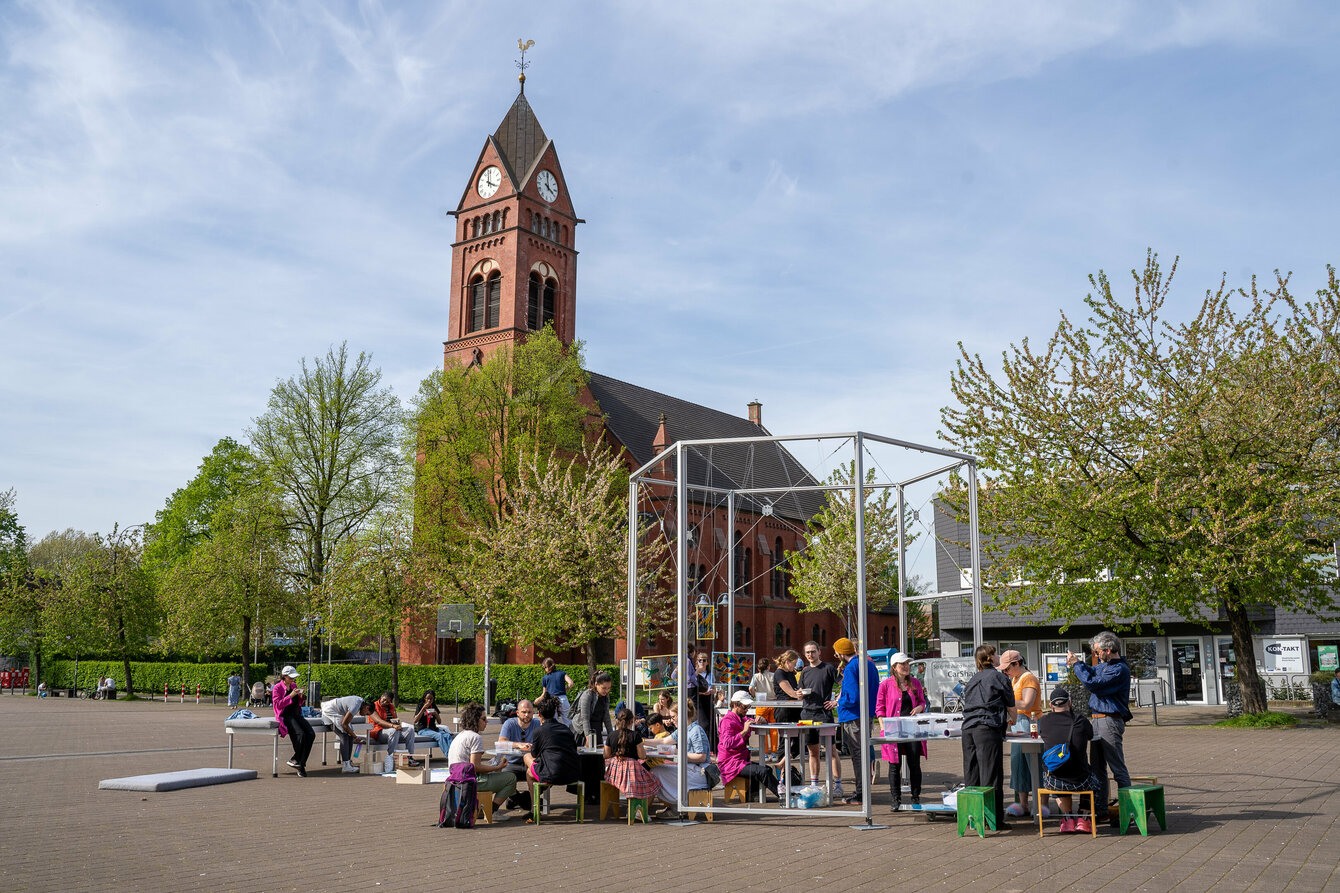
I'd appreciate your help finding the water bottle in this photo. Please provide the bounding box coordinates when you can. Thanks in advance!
[352,742,361,758]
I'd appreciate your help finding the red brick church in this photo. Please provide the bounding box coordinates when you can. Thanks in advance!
[401,84,902,669]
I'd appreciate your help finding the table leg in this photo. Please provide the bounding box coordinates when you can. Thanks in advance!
[823,731,834,803]
[271,735,279,778]
[227,732,234,769]
[1029,748,1042,813]
[320,727,327,766]
[782,733,792,808]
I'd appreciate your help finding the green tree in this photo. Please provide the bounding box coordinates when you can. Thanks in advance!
[0,490,45,681]
[468,442,671,677]
[250,342,403,609]
[941,253,1340,714]
[325,503,432,701]
[787,462,907,636]
[144,437,260,571]
[410,326,591,608]
[56,525,160,695]
[157,487,294,691]
[28,528,98,579]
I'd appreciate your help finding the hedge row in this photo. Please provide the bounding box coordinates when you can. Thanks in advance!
[44,660,622,705]
[44,661,267,695]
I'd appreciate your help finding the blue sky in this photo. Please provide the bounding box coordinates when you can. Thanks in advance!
[3,0,1339,541]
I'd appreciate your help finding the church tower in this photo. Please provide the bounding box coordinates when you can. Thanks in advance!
[443,85,580,368]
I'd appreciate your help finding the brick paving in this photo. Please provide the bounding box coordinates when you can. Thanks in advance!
[2,695,1338,893]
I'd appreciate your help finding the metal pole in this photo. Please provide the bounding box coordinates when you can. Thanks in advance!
[967,462,984,647]
[626,479,639,717]
[897,484,907,656]
[852,434,878,826]
[482,615,492,713]
[676,443,689,811]
[727,490,735,661]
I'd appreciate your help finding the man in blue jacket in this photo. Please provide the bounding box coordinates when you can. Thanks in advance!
[835,637,880,806]
[1067,631,1132,811]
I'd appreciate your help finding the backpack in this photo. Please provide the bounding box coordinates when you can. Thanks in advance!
[496,700,518,720]
[1042,714,1076,773]
[438,778,478,829]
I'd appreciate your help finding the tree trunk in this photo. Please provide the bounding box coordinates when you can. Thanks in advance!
[240,613,252,691]
[585,639,598,681]
[391,633,400,704]
[1224,596,1267,714]
[117,612,134,696]
[31,639,41,690]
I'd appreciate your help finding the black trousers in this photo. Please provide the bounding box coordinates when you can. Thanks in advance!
[284,709,315,768]
[735,763,780,801]
[961,725,1005,825]
[890,745,922,801]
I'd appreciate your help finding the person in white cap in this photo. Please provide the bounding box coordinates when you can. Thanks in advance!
[875,651,927,810]
[717,690,779,802]
[271,666,314,777]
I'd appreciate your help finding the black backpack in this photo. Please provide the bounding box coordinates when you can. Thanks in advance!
[496,699,518,720]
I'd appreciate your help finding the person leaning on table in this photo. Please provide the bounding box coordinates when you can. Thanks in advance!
[320,693,372,773]
[960,644,1016,828]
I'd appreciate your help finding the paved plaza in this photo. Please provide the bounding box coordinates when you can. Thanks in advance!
[2,694,1338,893]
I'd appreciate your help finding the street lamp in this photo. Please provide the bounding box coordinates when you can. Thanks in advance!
[302,613,320,699]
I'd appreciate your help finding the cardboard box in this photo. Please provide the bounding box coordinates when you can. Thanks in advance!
[394,753,429,785]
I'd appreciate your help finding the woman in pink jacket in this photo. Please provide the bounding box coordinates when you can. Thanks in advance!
[875,652,926,810]
[271,666,314,777]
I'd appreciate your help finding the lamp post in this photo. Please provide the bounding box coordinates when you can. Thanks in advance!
[303,613,320,698]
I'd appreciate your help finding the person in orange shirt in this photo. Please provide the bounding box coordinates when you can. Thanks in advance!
[1000,650,1043,817]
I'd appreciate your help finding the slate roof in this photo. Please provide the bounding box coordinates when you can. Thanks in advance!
[586,371,824,523]
[492,93,549,186]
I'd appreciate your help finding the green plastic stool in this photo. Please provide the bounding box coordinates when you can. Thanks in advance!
[1117,785,1166,836]
[956,786,998,838]
[529,780,586,824]
[627,796,651,824]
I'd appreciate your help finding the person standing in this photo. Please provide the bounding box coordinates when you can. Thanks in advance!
[876,652,927,810]
[226,671,243,709]
[1068,631,1132,812]
[570,672,614,748]
[771,650,803,760]
[750,658,778,757]
[539,658,574,725]
[999,649,1043,817]
[271,666,314,777]
[834,638,879,805]
[799,640,840,795]
[688,652,720,751]
[960,644,1016,828]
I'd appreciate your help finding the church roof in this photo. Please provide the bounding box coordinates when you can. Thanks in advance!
[586,371,824,523]
[493,93,549,185]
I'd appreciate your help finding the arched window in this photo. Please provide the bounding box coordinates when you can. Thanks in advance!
[543,277,556,328]
[734,621,743,648]
[775,623,784,647]
[561,225,568,244]
[501,208,508,228]
[742,548,751,596]
[527,273,543,330]
[480,214,489,235]
[772,537,786,599]
[471,217,479,238]
[821,629,828,646]
[732,531,743,592]
[492,210,501,232]
[785,628,792,646]
[469,271,501,332]
[541,217,550,239]
[745,627,752,647]
[687,564,701,593]
[812,624,820,644]
[531,212,540,232]
[698,564,707,590]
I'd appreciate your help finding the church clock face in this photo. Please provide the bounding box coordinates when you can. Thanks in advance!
[476,165,502,199]
[536,169,559,202]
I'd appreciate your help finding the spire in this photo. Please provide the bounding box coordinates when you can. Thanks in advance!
[653,413,671,453]
[492,92,549,186]
[516,38,533,95]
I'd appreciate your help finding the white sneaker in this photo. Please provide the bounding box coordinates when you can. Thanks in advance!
[341,762,359,774]
[491,807,512,822]
[382,756,394,774]
[833,781,845,798]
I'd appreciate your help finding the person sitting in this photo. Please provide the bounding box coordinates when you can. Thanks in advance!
[497,699,539,811]
[1039,686,1100,834]
[271,666,314,778]
[718,691,779,802]
[449,702,518,822]
[604,708,670,813]
[649,691,678,733]
[37,681,48,698]
[614,696,649,736]
[101,676,116,702]
[367,690,417,774]
[320,694,371,773]
[412,689,454,756]
[650,701,712,804]
[524,695,582,816]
